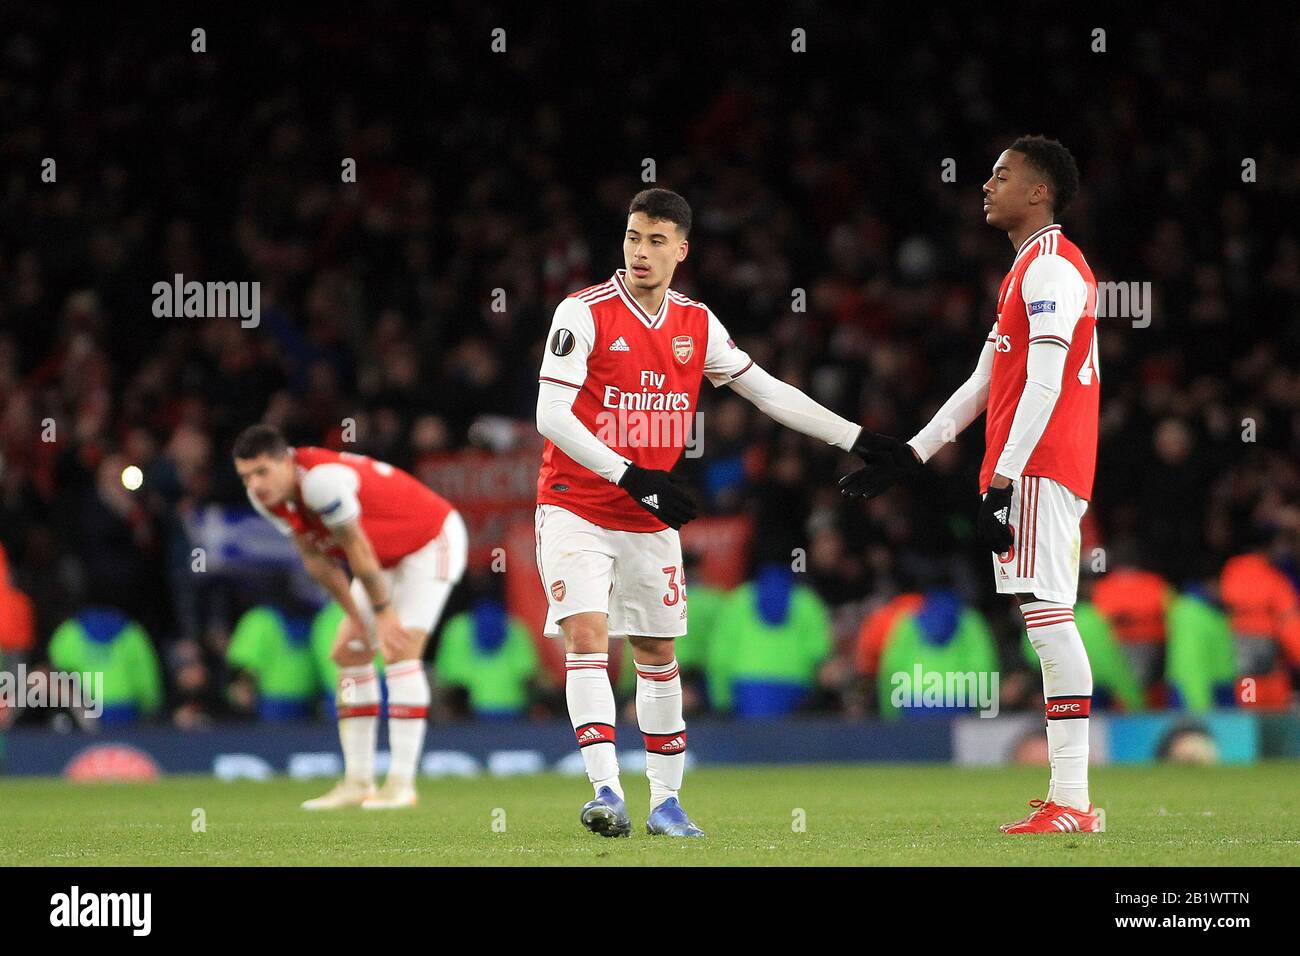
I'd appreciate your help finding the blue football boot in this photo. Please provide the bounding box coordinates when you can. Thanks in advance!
[580,786,631,837]
[646,797,705,837]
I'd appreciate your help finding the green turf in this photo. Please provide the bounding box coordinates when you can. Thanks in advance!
[2,762,1298,866]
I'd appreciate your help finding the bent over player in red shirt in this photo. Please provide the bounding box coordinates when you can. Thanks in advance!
[536,188,870,837]
[234,425,467,810]
[841,136,1104,834]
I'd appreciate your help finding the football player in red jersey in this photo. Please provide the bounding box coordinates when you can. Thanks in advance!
[536,188,871,836]
[841,137,1105,834]
[234,425,467,810]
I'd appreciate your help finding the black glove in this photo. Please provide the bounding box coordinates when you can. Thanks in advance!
[977,483,1015,555]
[838,431,922,499]
[618,463,699,529]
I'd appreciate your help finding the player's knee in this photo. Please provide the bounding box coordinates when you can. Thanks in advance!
[331,643,370,667]
[562,614,607,653]
[381,629,428,665]
[628,636,674,665]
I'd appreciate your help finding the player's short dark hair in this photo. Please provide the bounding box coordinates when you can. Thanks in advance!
[232,423,288,460]
[628,188,692,236]
[1008,135,1080,214]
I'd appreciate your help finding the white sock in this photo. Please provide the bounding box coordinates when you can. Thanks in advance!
[636,658,686,809]
[1036,656,1057,804]
[566,653,621,798]
[384,659,430,784]
[337,664,380,785]
[1023,601,1092,810]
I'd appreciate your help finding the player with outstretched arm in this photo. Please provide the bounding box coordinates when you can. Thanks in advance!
[840,136,1103,834]
[234,425,467,810]
[536,188,872,837]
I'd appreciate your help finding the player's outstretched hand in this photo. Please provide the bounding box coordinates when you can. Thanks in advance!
[977,484,1015,555]
[838,430,921,499]
[618,463,699,529]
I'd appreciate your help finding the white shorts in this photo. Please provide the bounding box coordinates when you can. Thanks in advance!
[350,509,468,637]
[534,504,687,639]
[990,476,1087,606]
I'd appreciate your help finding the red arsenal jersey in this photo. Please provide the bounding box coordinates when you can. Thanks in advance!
[982,224,1100,500]
[536,270,753,531]
[250,447,453,567]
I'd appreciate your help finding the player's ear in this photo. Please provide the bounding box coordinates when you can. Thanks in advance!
[676,238,689,262]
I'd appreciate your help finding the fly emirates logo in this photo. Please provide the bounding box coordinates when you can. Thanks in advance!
[601,371,691,411]
[595,370,703,457]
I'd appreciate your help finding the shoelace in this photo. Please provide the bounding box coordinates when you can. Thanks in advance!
[1013,799,1055,824]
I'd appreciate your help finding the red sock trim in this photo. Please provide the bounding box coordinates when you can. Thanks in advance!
[636,664,680,681]
[574,722,615,748]
[387,704,429,719]
[1045,696,1091,719]
[643,730,687,754]
[337,704,381,719]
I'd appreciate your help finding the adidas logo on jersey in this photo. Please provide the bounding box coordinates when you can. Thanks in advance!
[641,493,659,510]
[609,336,631,351]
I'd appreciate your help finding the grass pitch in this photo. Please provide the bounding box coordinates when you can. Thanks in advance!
[2,762,1297,866]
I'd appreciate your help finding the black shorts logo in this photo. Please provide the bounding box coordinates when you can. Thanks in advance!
[550,328,575,357]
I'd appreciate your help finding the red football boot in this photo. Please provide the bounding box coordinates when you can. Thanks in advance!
[1000,799,1104,834]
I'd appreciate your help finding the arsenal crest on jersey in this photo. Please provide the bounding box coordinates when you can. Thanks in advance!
[671,335,694,364]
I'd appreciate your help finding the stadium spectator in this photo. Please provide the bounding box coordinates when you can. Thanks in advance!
[1219,551,1300,709]
[46,607,163,724]
[226,604,321,721]
[1091,565,1173,707]
[434,598,541,719]
[855,592,924,679]
[705,563,833,717]
[0,543,35,658]
[877,590,997,721]
[1165,581,1238,712]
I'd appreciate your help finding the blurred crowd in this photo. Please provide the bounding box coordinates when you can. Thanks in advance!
[1,6,1298,727]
